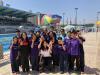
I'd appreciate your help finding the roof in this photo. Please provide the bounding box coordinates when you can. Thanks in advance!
[0,6,36,18]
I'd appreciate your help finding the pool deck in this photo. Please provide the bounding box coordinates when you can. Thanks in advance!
[0,32,100,75]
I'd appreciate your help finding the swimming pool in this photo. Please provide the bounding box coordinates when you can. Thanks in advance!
[0,33,16,53]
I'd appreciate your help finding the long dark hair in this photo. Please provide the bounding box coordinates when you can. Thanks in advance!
[49,31,57,44]
[40,41,49,51]
[32,33,37,42]
[21,32,29,43]
[13,36,18,44]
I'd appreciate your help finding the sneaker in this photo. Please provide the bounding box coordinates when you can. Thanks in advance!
[81,72,84,74]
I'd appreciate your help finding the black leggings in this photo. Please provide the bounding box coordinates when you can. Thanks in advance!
[11,60,19,73]
[80,46,85,72]
[21,57,29,72]
[31,56,39,71]
[52,54,59,66]
[42,57,52,70]
[70,55,80,71]
[80,53,85,72]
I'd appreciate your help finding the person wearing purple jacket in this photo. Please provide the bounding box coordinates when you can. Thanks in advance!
[30,34,40,71]
[10,36,19,74]
[69,30,81,71]
[64,31,72,71]
[50,37,59,71]
[77,30,85,72]
[57,37,67,74]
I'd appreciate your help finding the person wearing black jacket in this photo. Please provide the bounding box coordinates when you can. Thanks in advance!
[77,30,85,72]
[19,32,30,72]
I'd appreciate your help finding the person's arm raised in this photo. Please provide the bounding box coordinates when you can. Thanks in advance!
[61,41,66,51]
[38,38,43,49]
[31,39,35,48]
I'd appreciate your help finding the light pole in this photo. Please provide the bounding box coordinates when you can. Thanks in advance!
[96,12,100,66]
[97,12,100,21]
[97,12,100,32]
[67,17,68,25]
[62,13,65,26]
[82,19,85,32]
[75,8,78,29]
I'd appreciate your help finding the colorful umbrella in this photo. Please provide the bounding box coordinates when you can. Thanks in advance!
[41,15,53,25]
[96,21,100,27]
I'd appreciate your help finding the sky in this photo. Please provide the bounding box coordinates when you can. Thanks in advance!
[3,0,100,24]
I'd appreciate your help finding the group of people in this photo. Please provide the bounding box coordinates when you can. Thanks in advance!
[10,28,85,74]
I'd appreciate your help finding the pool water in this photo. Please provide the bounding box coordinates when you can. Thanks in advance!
[0,33,16,52]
